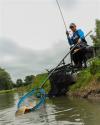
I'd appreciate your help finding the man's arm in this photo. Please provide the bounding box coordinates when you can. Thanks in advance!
[77,29,87,44]
[77,29,85,40]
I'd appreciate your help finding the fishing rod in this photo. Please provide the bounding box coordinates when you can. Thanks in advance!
[40,30,92,88]
[56,0,67,30]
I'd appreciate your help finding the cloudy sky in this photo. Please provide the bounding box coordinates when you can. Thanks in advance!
[0,0,100,82]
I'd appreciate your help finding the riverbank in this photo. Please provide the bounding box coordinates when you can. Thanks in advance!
[68,58,100,99]
[1,58,99,99]
[0,89,16,94]
[30,73,51,93]
[31,57,100,99]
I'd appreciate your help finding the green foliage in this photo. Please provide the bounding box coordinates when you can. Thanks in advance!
[90,58,100,75]
[16,73,51,93]
[16,75,35,88]
[91,20,100,57]
[16,79,23,87]
[96,73,100,82]
[31,73,51,93]
[0,67,13,90]
[69,58,100,92]
[0,89,15,94]
[69,69,92,91]
[24,75,35,86]
[91,19,100,46]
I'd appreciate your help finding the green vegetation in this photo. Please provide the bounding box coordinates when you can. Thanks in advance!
[91,19,100,57]
[90,58,100,75]
[91,19,100,47]
[0,66,50,94]
[0,67,36,94]
[15,73,50,94]
[0,89,15,94]
[15,75,35,88]
[69,58,100,92]
[30,73,51,93]
[0,67,14,90]
[24,75,35,86]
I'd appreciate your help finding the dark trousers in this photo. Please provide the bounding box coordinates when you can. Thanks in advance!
[71,47,87,67]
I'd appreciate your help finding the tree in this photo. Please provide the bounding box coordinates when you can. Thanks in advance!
[91,19,100,57]
[91,19,100,46]
[24,75,35,86]
[0,67,13,90]
[16,79,23,87]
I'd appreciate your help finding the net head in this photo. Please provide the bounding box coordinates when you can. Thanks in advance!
[17,88,46,114]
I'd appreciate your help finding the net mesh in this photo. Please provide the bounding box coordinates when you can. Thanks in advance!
[17,88,46,111]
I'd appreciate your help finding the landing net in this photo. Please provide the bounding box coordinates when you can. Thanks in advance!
[17,88,46,112]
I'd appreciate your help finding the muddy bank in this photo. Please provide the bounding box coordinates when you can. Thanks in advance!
[67,80,100,99]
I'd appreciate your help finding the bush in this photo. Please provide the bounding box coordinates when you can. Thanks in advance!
[69,69,92,91]
[90,58,100,75]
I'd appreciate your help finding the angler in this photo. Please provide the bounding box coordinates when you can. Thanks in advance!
[66,23,87,68]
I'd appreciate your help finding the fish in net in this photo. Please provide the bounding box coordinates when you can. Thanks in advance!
[16,88,46,116]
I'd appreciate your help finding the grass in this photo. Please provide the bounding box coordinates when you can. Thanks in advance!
[31,73,51,93]
[69,69,92,91]
[0,89,15,94]
[69,57,100,94]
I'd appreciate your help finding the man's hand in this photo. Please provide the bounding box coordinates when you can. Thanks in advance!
[77,39,81,44]
[73,49,80,54]
[66,30,69,36]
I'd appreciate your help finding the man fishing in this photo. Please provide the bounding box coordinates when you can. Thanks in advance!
[66,23,87,68]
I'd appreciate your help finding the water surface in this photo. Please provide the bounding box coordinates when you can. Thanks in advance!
[0,93,100,125]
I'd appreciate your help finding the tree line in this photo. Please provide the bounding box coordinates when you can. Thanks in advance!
[15,75,35,88]
[0,67,14,90]
[0,67,35,90]
[91,19,100,57]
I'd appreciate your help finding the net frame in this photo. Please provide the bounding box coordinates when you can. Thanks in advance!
[17,88,46,111]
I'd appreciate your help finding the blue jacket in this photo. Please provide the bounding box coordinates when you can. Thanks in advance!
[67,29,86,46]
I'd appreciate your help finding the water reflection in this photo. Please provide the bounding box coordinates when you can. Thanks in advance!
[43,97,84,125]
[0,93,15,110]
[46,97,100,125]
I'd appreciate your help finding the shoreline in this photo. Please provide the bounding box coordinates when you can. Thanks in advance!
[1,85,100,100]
[67,91,100,99]
[67,81,100,99]
[0,89,16,94]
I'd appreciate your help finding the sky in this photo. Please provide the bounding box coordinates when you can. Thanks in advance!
[0,0,100,82]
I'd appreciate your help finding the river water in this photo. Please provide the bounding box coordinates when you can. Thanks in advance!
[0,93,100,125]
